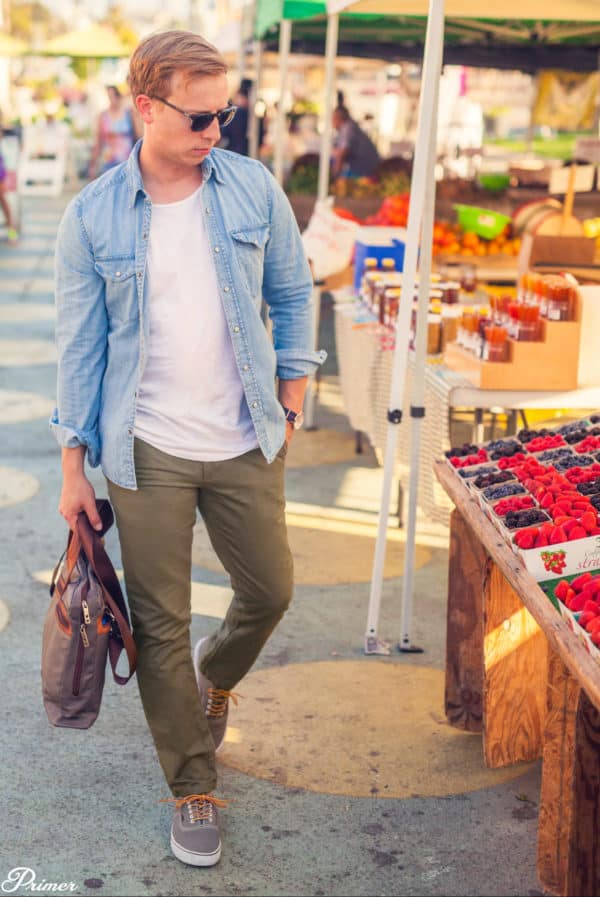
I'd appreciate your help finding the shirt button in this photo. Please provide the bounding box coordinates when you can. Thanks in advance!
[252,402,258,409]
[224,286,230,292]
[205,207,211,214]
[137,272,142,278]
[143,233,148,240]
[115,271,121,277]
[214,246,220,253]
[127,427,133,435]
[233,326,240,333]
[243,364,249,371]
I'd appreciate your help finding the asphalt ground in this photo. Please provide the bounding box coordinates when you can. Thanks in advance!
[0,190,546,897]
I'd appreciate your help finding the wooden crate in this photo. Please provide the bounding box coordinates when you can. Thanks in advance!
[443,294,581,391]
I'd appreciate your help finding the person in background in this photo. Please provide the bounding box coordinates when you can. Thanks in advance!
[221,78,265,157]
[88,85,138,178]
[331,104,381,179]
[0,123,18,243]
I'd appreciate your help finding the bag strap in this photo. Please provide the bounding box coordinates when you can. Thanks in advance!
[75,500,137,685]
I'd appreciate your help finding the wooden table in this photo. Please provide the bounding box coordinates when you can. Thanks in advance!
[434,459,600,897]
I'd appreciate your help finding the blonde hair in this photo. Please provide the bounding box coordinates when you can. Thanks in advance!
[128,30,228,100]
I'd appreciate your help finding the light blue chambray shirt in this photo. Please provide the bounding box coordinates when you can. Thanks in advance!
[50,142,326,489]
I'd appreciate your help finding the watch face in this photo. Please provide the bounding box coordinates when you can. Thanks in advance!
[293,411,305,430]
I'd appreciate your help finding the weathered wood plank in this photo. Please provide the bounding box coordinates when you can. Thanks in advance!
[566,689,600,896]
[434,459,600,713]
[482,561,547,767]
[445,509,485,731]
[537,650,580,896]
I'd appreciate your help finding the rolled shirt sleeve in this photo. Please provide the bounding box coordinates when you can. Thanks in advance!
[261,169,327,380]
[50,197,108,467]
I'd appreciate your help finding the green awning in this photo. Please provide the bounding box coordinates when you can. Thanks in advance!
[255,0,327,39]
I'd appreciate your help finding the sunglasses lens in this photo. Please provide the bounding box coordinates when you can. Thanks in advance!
[217,108,236,128]
[190,114,213,132]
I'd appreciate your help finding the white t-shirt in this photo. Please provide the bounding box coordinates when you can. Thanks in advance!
[134,185,258,461]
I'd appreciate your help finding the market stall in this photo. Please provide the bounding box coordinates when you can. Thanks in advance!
[434,412,600,896]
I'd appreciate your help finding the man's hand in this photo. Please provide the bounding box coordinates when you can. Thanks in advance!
[59,446,102,531]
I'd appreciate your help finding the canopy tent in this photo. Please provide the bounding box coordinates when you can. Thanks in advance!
[40,24,135,58]
[255,0,327,38]
[322,0,599,654]
[263,14,600,71]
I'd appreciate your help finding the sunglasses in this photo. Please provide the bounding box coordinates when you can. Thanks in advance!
[152,96,237,132]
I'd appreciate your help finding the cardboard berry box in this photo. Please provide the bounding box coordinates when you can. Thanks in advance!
[511,531,600,582]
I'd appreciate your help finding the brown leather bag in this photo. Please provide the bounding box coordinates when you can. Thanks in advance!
[41,499,137,729]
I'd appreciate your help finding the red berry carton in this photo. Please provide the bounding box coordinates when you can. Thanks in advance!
[541,572,600,659]
[511,516,600,582]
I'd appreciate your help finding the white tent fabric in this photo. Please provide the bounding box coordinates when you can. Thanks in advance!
[328,0,600,19]
[325,0,598,653]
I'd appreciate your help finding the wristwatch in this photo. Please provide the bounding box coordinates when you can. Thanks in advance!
[282,406,305,430]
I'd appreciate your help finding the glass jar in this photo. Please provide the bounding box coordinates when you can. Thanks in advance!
[383,288,401,326]
[516,303,541,341]
[546,278,573,321]
[484,325,509,362]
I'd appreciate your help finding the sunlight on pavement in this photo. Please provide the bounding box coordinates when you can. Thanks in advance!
[0,389,55,423]
[0,466,39,507]
[218,661,533,798]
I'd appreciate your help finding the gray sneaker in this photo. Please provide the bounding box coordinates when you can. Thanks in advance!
[193,636,239,752]
[166,794,225,867]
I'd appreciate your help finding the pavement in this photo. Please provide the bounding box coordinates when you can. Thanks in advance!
[0,190,547,897]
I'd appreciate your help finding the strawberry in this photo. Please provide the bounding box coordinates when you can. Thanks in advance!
[569,525,587,540]
[534,532,549,548]
[581,511,598,533]
[555,580,570,601]
[550,526,568,544]
[571,570,594,592]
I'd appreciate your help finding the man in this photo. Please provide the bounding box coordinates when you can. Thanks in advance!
[331,105,381,179]
[51,30,325,868]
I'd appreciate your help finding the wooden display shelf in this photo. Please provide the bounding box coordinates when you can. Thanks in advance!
[434,459,600,897]
[443,293,581,391]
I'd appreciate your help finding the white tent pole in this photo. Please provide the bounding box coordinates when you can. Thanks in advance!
[248,38,264,159]
[304,12,340,431]
[273,18,292,186]
[364,0,446,656]
[399,65,442,653]
[317,12,339,202]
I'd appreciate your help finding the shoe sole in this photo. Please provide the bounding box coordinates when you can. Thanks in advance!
[193,636,226,754]
[170,833,221,867]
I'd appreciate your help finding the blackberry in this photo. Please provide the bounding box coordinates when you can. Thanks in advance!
[564,428,592,445]
[445,443,480,459]
[473,470,514,489]
[590,414,600,424]
[576,478,600,496]
[483,482,526,502]
[458,465,497,479]
[554,454,595,471]
[517,428,552,442]
[536,448,573,463]
[592,494,600,511]
[558,421,590,435]
[504,509,550,530]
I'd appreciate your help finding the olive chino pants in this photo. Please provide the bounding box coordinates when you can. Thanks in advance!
[107,437,293,797]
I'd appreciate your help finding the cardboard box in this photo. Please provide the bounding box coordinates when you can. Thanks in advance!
[512,532,600,582]
[443,291,582,390]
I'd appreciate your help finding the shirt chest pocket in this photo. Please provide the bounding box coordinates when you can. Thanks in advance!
[230,225,270,298]
[94,258,138,324]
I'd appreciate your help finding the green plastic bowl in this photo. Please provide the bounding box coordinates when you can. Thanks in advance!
[453,204,512,239]
[478,172,511,193]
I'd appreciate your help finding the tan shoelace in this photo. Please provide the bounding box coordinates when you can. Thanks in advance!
[206,688,240,719]
[160,794,228,823]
